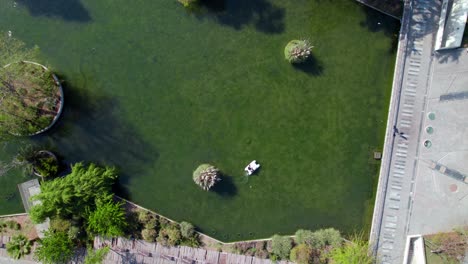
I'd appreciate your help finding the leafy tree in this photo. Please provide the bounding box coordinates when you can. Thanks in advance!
[290,244,313,264]
[86,196,127,237]
[193,164,220,191]
[327,235,373,264]
[35,230,74,264]
[270,235,292,260]
[6,234,32,259]
[180,221,195,238]
[84,246,110,264]
[29,163,118,223]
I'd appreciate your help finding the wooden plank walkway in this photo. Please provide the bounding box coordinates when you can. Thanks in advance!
[94,237,292,264]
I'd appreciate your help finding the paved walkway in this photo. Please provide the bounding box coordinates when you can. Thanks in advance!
[370,0,441,263]
[18,179,49,239]
[408,48,468,236]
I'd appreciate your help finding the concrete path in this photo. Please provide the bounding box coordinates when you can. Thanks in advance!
[407,48,468,236]
[370,0,441,263]
[18,179,49,239]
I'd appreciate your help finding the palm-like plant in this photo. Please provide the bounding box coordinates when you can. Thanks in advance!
[6,234,32,259]
[193,164,220,191]
[284,40,313,64]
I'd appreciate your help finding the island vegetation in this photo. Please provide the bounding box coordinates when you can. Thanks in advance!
[284,40,313,64]
[193,164,220,191]
[0,34,62,138]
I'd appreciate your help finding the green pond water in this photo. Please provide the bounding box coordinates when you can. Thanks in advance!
[0,0,399,241]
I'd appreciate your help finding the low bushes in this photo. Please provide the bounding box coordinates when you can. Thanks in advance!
[136,209,200,247]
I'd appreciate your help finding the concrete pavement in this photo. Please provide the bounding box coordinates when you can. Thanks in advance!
[370,0,443,263]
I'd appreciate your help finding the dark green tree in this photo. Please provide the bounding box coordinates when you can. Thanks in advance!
[86,196,127,237]
[35,230,74,264]
[29,163,118,223]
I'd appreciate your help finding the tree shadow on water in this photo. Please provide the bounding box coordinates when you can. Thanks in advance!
[359,5,400,36]
[32,76,159,199]
[292,54,324,76]
[196,0,285,34]
[16,0,91,22]
[212,174,237,197]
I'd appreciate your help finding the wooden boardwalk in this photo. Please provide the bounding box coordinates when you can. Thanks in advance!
[94,237,292,264]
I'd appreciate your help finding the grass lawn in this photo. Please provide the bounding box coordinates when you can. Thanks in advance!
[0,0,398,240]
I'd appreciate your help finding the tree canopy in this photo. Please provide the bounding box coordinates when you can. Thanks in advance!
[29,163,118,224]
[86,195,127,237]
[35,230,74,264]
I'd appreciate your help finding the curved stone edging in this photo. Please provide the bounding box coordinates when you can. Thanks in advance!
[2,61,64,136]
[23,61,64,136]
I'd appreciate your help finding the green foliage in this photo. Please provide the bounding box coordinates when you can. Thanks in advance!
[34,156,59,177]
[178,0,198,8]
[290,244,313,264]
[193,164,220,191]
[84,246,110,264]
[142,228,157,242]
[284,40,313,64]
[6,234,31,259]
[5,220,20,230]
[0,59,59,137]
[327,235,373,264]
[270,235,292,260]
[50,217,72,233]
[137,210,152,223]
[86,196,127,237]
[314,228,342,248]
[295,228,342,249]
[35,230,74,264]
[294,229,317,246]
[0,32,39,66]
[157,225,182,246]
[144,217,158,230]
[29,163,118,223]
[180,221,195,238]
[68,226,81,240]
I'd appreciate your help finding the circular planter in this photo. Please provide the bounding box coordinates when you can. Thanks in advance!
[2,61,64,136]
[32,150,58,178]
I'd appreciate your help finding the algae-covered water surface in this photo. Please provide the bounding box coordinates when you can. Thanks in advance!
[0,0,398,240]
